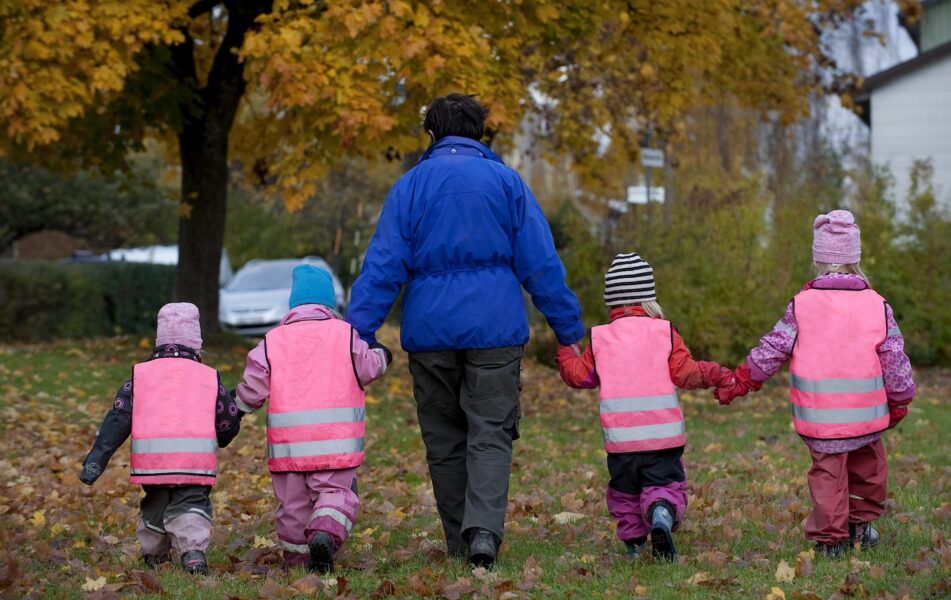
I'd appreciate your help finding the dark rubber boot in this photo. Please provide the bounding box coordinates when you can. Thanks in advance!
[181,550,208,575]
[815,542,846,560]
[624,537,647,559]
[849,523,880,551]
[143,553,170,569]
[308,531,335,574]
[649,502,676,561]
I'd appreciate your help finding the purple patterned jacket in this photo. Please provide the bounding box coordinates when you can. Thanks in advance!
[747,274,916,453]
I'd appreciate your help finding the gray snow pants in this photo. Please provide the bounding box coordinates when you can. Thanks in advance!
[408,345,523,557]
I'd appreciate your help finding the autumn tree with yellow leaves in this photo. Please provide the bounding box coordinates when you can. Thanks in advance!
[0,0,912,330]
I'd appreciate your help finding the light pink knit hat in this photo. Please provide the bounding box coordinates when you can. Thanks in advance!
[155,302,202,350]
[813,209,861,264]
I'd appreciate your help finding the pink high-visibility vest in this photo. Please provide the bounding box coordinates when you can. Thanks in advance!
[130,358,219,486]
[265,318,365,472]
[790,288,889,439]
[592,317,686,454]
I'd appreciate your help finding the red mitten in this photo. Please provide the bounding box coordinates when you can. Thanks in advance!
[556,343,582,365]
[734,364,763,392]
[714,378,748,405]
[887,404,908,429]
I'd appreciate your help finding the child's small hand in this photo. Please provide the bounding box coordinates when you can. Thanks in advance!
[370,342,393,365]
[887,404,908,429]
[79,462,101,486]
[714,364,761,405]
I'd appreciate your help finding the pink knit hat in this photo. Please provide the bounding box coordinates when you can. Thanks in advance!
[155,302,203,350]
[813,209,861,264]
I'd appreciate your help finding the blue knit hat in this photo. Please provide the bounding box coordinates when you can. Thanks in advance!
[288,265,336,309]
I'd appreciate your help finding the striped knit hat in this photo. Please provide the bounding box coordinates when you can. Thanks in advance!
[604,253,656,306]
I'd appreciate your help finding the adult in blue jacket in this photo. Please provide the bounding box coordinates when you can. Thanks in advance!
[347,94,584,566]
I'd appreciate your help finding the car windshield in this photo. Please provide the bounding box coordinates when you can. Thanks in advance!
[225,262,298,292]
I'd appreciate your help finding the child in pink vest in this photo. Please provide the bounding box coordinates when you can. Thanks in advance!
[716,210,915,559]
[80,303,241,575]
[234,265,391,573]
[556,253,734,560]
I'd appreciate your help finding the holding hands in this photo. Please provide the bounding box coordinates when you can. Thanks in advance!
[714,364,761,405]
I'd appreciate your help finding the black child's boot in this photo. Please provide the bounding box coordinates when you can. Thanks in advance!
[849,522,880,551]
[624,537,647,559]
[649,502,677,561]
[181,550,208,575]
[308,531,335,574]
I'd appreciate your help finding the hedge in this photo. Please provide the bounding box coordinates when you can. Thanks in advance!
[0,261,174,341]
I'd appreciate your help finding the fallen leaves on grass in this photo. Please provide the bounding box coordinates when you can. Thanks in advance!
[775,559,795,582]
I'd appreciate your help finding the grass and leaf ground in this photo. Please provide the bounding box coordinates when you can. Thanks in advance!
[0,327,948,599]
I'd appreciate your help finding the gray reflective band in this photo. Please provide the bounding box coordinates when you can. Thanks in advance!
[131,438,217,454]
[775,319,796,337]
[268,407,366,429]
[131,468,216,476]
[790,374,884,394]
[791,403,888,425]
[268,438,364,459]
[281,540,310,554]
[887,327,901,337]
[600,394,681,414]
[603,421,685,443]
[310,507,354,532]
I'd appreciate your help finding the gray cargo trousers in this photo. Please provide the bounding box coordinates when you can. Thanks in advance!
[408,345,523,557]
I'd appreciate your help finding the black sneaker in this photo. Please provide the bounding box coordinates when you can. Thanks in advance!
[142,553,170,569]
[624,537,647,559]
[815,542,845,560]
[466,528,500,568]
[308,531,335,574]
[649,502,677,561]
[181,550,208,575]
[849,523,880,551]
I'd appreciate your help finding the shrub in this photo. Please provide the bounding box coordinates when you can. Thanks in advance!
[0,261,174,341]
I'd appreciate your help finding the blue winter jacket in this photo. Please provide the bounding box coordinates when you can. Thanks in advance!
[346,136,585,352]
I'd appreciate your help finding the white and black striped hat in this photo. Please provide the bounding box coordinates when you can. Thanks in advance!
[604,252,656,306]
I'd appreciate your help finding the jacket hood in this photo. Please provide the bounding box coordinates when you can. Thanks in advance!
[281,303,338,325]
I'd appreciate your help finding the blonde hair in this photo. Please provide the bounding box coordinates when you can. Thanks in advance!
[813,262,869,283]
[640,300,665,319]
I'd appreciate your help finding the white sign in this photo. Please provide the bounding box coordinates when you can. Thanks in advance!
[640,148,665,168]
[607,199,629,213]
[626,186,665,204]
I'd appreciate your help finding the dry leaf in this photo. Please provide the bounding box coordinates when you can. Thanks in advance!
[552,511,584,525]
[795,549,814,578]
[687,571,710,585]
[81,576,107,592]
[775,559,795,583]
[765,587,786,600]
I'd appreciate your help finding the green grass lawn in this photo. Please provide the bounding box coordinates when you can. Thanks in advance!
[0,330,948,599]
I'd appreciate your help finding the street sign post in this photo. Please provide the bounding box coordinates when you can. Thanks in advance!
[640,148,665,168]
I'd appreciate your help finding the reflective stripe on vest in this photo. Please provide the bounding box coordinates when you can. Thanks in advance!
[592,317,686,454]
[791,403,889,425]
[789,288,889,439]
[265,318,366,472]
[130,358,219,486]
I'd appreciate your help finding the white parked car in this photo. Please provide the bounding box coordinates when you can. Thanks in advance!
[108,244,234,288]
[218,257,346,336]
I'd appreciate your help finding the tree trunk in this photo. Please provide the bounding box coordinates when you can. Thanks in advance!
[175,124,229,333]
[171,0,274,333]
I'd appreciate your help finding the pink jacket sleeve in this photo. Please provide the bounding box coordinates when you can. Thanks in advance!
[235,340,270,413]
[351,328,388,387]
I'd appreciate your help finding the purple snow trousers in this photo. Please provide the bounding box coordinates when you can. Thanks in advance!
[604,446,688,542]
[270,468,359,566]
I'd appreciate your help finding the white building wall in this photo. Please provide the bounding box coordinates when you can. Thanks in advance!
[870,54,951,204]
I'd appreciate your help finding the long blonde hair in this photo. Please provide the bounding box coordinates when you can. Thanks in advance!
[640,300,665,319]
[813,262,870,283]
